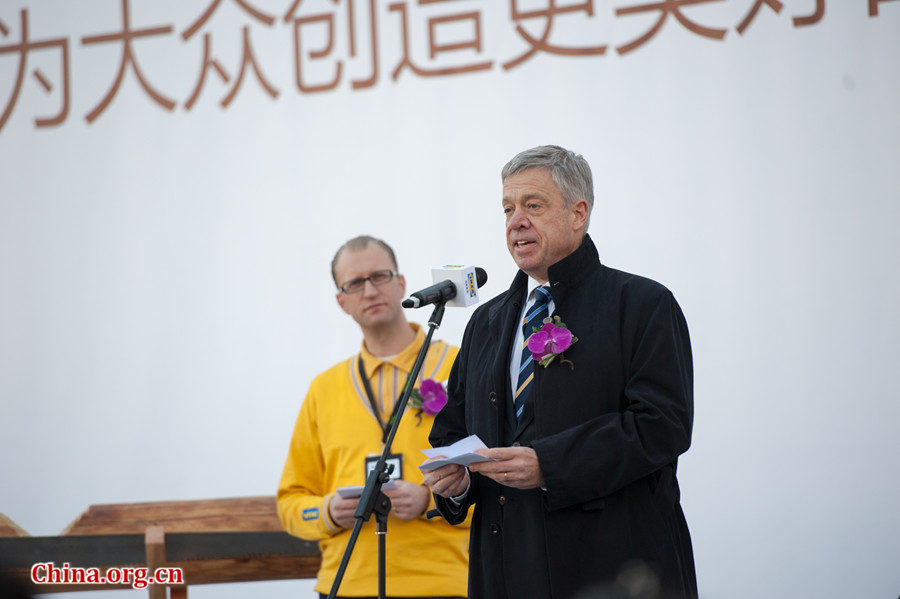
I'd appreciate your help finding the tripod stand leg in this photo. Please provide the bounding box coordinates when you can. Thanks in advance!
[375,494,389,599]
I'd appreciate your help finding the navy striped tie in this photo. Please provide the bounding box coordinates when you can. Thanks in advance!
[514,286,552,420]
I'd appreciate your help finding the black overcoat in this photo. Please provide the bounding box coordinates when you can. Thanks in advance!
[430,235,697,599]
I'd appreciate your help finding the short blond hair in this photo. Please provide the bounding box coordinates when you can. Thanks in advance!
[331,235,398,286]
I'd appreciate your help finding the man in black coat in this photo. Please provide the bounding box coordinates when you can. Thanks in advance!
[422,145,697,599]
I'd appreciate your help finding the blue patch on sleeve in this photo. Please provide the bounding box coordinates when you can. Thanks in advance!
[302,507,319,521]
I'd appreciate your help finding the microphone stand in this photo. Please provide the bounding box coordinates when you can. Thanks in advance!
[327,301,447,599]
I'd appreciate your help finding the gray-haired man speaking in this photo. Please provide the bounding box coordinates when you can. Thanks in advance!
[423,145,697,599]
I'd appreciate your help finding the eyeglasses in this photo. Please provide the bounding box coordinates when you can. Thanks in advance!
[338,269,399,294]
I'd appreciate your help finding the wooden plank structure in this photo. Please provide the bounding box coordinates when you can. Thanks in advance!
[0,497,320,597]
[0,514,29,538]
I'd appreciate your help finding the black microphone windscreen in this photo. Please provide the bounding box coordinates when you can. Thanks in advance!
[475,267,488,288]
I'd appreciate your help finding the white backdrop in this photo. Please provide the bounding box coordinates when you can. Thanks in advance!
[1,1,899,598]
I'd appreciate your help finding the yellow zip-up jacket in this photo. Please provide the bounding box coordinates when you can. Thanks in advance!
[278,324,470,597]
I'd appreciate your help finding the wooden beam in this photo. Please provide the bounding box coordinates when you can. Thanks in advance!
[62,497,283,535]
[0,532,317,568]
[0,514,29,537]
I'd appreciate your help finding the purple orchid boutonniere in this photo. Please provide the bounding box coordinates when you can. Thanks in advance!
[527,315,578,369]
[390,379,448,428]
[415,379,449,415]
[408,378,448,417]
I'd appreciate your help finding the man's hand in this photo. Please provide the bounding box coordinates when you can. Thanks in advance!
[469,446,545,489]
[422,458,470,498]
[328,493,360,530]
[383,480,431,520]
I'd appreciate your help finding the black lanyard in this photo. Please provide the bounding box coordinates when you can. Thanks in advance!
[358,356,407,444]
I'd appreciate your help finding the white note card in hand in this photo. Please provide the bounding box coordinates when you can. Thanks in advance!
[336,479,398,498]
[419,434,495,471]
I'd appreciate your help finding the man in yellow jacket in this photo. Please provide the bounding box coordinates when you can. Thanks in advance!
[278,235,469,598]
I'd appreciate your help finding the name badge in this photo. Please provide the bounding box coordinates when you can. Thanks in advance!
[365,453,403,482]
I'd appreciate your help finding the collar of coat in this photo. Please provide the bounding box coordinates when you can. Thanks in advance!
[500,233,602,311]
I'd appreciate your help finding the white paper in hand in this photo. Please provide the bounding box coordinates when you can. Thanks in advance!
[419,434,495,471]
[336,479,398,498]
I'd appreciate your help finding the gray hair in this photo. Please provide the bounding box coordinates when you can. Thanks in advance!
[501,145,594,230]
[331,235,398,286]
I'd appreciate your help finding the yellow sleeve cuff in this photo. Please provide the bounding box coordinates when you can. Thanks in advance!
[321,493,344,535]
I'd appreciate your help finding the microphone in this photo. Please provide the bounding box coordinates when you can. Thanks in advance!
[402,266,488,309]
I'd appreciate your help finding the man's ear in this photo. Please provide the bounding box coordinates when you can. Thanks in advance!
[571,199,589,232]
[398,273,406,296]
[336,292,350,315]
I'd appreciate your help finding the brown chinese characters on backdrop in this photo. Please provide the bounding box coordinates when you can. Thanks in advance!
[2,0,897,134]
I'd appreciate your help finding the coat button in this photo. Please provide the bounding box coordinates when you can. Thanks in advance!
[512,441,521,447]
[489,391,497,405]
[490,523,501,536]
[498,495,506,506]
